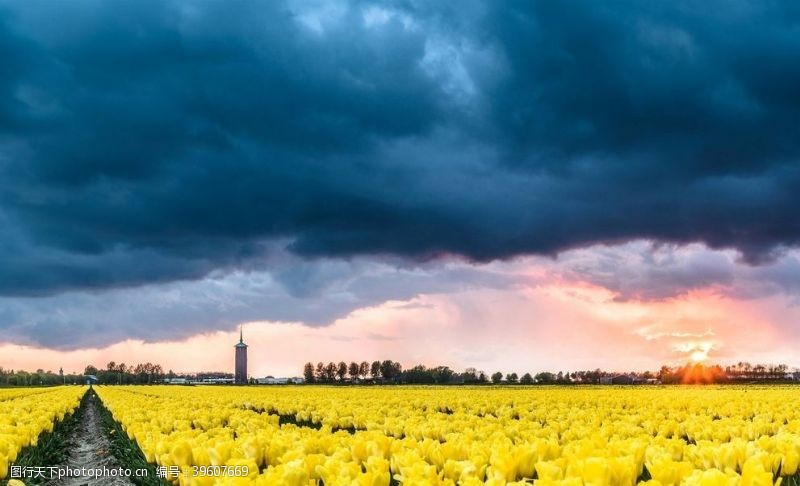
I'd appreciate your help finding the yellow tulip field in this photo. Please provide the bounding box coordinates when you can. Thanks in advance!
[89,385,800,486]
[0,386,85,480]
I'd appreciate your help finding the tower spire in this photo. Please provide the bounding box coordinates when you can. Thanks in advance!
[234,325,248,384]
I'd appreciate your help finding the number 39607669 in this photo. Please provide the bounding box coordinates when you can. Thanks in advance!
[191,465,250,477]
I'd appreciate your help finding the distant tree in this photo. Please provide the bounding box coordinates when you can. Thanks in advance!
[535,372,555,384]
[462,368,478,384]
[324,362,337,382]
[103,361,118,384]
[143,362,155,383]
[768,364,778,379]
[520,373,534,384]
[370,361,381,379]
[133,364,144,381]
[303,362,316,383]
[586,368,602,384]
[506,372,518,384]
[14,371,31,386]
[315,362,325,381]
[359,361,370,380]
[477,371,488,383]
[658,365,673,383]
[348,362,360,382]
[84,365,98,376]
[432,366,454,384]
[491,372,503,384]
[153,364,164,382]
[378,360,402,382]
[403,365,436,384]
[117,363,128,384]
[336,362,348,382]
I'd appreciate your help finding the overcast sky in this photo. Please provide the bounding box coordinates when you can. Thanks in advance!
[1,1,800,374]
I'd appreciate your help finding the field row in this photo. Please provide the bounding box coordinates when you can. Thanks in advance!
[0,386,86,480]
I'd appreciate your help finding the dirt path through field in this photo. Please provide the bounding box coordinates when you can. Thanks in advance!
[47,391,135,486]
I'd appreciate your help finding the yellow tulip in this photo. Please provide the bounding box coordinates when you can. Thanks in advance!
[781,449,799,476]
[741,458,775,486]
[536,460,564,481]
[170,439,194,467]
[208,440,233,466]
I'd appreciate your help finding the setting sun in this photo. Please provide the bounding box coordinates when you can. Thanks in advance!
[690,349,709,363]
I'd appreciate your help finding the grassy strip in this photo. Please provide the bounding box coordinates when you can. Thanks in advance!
[93,389,169,486]
[246,405,366,434]
[638,465,800,486]
[784,473,800,486]
[0,391,86,485]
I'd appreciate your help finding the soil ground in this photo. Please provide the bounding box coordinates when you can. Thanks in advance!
[47,392,134,486]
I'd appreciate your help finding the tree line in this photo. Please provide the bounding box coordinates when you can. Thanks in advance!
[0,367,82,386]
[724,362,790,381]
[303,361,798,385]
[304,361,623,385]
[2,359,795,387]
[658,362,794,384]
[83,361,167,384]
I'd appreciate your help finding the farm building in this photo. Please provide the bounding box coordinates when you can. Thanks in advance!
[256,376,305,385]
[163,378,188,384]
[600,375,636,385]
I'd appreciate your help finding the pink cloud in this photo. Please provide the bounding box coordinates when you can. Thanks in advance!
[4,267,797,376]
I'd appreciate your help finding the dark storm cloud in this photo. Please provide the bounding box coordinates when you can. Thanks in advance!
[483,2,796,167]
[0,253,522,349]
[1,0,800,298]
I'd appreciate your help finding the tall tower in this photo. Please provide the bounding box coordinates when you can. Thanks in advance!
[234,326,248,384]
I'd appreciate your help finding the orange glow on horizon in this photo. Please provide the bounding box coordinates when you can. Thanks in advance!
[680,363,726,384]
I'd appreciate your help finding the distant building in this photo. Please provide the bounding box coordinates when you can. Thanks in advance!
[163,378,188,384]
[612,375,634,385]
[196,377,234,384]
[257,376,284,385]
[600,375,635,385]
[256,376,305,385]
[234,327,248,385]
